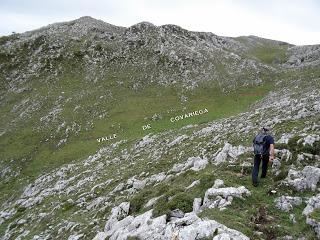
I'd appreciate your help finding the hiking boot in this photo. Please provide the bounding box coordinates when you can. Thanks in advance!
[253,182,258,187]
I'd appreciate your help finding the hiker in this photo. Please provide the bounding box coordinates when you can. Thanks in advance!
[252,127,275,187]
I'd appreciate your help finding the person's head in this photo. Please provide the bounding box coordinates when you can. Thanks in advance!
[260,124,273,135]
[255,122,272,134]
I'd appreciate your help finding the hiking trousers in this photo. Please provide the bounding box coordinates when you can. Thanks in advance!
[252,154,269,183]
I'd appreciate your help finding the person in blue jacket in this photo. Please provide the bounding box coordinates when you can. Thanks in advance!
[252,127,275,187]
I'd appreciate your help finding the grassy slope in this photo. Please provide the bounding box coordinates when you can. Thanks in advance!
[235,36,290,65]
[1,37,319,239]
[0,67,273,206]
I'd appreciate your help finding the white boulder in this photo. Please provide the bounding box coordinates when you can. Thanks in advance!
[285,166,320,191]
[274,196,302,212]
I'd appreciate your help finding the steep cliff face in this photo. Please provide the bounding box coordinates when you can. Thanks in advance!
[0,17,319,240]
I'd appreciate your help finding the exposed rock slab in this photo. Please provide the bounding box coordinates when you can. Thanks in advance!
[275,196,302,212]
[284,166,320,191]
[95,202,249,240]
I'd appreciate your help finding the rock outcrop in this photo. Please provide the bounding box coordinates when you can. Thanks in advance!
[93,202,250,240]
[275,196,303,212]
[202,180,251,210]
[284,166,320,191]
[303,194,320,238]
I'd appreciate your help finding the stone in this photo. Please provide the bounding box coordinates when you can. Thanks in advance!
[302,194,320,238]
[192,198,202,214]
[102,207,249,239]
[185,180,200,190]
[92,232,108,240]
[144,196,163,208]
[2,16,320,240]
[191,157,208,171]
[204,186,251,200]
[132,179,146,190]
[289,214,296,224]
[282,236,294,240]
[212,142,251,165]
[302,194,320,216]
[107,216,134,236]
[86,197,106,210]
[297,154,305,163]
[275,149,292,162]
[164,212,249,240]
[106,210,167,240]
[271,158,281,174]
[305,216,320,238]
[214,148,228,165]
[277,133,294,144]
[285,166,320,191]
[213,233,232,240]
[213,179,225,188]
[17,218,27,225]
[104,202,130,232]
[0,208,17,224]
[170,156,207,173]
[68,234,84,240]
[113,183,125,193]
[169,209,185,220]
[275,196,302,212]
[147,172,166,184]
[134,134,155,149]
[168,135,188,147]
[302,134,320,146]
[170,163,185,173]
[203,186,251,210]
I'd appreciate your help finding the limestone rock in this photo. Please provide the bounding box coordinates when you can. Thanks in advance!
[144,196,163,208]
[104,202,130,232]
[213,233,232,240]
[170,156,208,174]
[277,133,294,144]
[191,157,208,171]
[302,194,320,238]
[202,184,251,210]
[289,214,297,224]
[275,196,302,212]
[100,203,249,240]
[169,209,185,220]
[168,135,188,147]
[275,149,292,162]
[301,134,320,146]
[271,158,281,175]
[213,179,225,189]
[302,194,320,216]
[212,142,251,165]
[147,172,166,184]
[186,180,200,190]
[132,179,147,190]
[192,198,202,214]
[164,212,249,240]
[92,232,107,240]
[285,166,320,191]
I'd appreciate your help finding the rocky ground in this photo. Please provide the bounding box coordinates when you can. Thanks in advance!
[0,17,320,240]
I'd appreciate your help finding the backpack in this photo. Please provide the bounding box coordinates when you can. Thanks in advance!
[253,133,268,155]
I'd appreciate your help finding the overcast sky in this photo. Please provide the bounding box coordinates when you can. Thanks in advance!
[0,0,319,45]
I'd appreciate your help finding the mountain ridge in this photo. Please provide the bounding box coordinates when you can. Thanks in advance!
[1,16,297,47]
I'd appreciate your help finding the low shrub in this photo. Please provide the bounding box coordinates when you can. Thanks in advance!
[167,192,193,213]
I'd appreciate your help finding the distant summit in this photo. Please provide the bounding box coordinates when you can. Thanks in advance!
[20,16,125,39]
